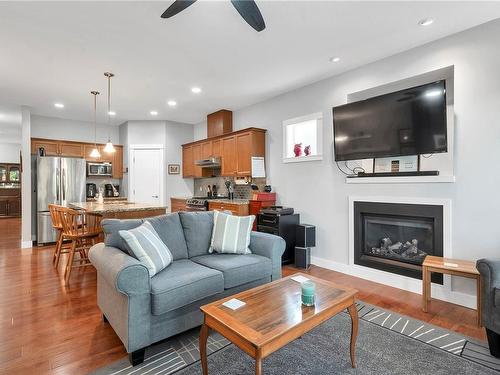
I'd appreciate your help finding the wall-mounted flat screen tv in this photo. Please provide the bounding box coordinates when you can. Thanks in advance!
[333,80,447,161]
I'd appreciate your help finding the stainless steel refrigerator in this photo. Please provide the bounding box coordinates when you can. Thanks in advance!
[36,156,86,244]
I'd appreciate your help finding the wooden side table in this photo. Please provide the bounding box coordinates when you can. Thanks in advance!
[422,255,481,326]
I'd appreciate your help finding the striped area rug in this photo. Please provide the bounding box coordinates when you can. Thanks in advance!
[92,301,500,374]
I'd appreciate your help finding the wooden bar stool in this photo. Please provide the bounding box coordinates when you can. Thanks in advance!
[58,206,102,284]
[48,204,72,267]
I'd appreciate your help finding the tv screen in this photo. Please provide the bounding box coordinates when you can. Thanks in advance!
[333,80,447,161]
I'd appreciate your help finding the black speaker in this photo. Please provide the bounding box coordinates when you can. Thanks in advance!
[296,224,315,248]
[294,247,311,269]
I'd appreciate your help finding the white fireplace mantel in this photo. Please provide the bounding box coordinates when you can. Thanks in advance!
[312,196,477,310]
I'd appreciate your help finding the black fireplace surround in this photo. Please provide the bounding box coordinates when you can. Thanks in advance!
[354,201,443,284]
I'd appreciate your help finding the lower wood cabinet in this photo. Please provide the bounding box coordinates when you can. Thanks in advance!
[0,196,21,217]
[170,198,187,213]
[208,201,249,216]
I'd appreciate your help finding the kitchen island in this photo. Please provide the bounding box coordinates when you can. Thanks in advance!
[69,201,166,219]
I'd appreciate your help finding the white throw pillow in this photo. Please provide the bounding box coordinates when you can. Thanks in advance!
[209,210,255,254]
[119,221,173,277]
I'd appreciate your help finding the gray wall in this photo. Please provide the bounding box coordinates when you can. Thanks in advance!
[31,114,120,144]
[195,19,500,296]
[0,143,21,163]
[119,120,194,205]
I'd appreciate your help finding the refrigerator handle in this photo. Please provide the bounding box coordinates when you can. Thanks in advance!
[62,168,66,201]
[56,167,60,201]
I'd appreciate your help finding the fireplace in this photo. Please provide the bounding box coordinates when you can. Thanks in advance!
[354,201,443,284]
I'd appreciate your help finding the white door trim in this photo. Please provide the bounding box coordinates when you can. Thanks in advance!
[129,145,165,205]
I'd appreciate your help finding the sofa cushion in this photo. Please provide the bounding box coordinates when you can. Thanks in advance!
[495,288,500,307]
[101,214,189,260]
[145,214,188,260]
[192,254,272,289]
[150,259,224,315]
[119,221,173,277]
[209,211,254,254]
[178,211,214,258]
[102,218,143,254]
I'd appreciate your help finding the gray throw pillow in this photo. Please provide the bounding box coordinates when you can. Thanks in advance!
[209,210,254,254]
[119,221,173,277]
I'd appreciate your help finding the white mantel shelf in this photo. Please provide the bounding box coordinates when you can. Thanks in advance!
[345,175,456,184]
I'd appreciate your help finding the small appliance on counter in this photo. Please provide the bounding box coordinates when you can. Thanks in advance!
[104,184,119,197]
[86,183,97,198]
[257,206,299,264]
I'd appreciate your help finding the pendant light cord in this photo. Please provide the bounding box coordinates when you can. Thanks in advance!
[91,91,100,147]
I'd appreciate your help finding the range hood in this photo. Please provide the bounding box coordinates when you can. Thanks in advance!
[195,157,221,168]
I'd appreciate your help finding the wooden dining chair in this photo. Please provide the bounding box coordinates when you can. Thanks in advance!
[48,204,72,267]
[58,206,102,284]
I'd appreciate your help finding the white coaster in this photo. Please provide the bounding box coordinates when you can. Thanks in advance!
[444,262,459,268]
[222,298,246,310]
[291,275,310,283]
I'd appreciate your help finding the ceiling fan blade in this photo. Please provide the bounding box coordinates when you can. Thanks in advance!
[230,0,266,32]
[161,0,197,19]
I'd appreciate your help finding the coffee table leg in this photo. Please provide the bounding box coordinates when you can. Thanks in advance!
[348,304,358,368]
[255,354,262,375]
[199,324,209,375]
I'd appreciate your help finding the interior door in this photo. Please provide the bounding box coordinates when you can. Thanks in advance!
[131,149,162,205]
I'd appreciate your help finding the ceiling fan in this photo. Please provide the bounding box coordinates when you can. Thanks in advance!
[161,0,266,32]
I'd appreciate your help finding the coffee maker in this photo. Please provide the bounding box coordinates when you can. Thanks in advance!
[104,184,119,197]
[86,183,97,198]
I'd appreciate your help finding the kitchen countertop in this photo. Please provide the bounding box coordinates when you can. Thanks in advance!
[69,201,167,214]
[86,196,128,202]
[209,199,249,205]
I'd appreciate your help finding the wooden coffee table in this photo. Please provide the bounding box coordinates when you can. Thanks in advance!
[422,255,482,326]
[199,273,359,374]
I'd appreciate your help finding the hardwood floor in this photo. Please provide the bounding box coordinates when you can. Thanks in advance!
[0,218,486,374]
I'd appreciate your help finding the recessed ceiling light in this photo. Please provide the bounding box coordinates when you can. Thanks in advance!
[108,111,116,116]
[150,111,158,116]
[329,56,341,63]
[191,87,202,94]
[418,18,434,26]
[167,100,177,107]
[54,103,64,108]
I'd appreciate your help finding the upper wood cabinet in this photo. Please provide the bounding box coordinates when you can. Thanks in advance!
[0,164,21,183]
[207,110,232,138]
[221,136,237,176]
[182,145,194,177]
[31,138,124,178]
[182,128,266,178]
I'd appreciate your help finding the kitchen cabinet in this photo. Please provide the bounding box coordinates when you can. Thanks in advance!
[0,189,21,218]
[200,141,212,159]
[208,201,249,216]
[182,145,194,177]
[31,138,124,179]
[170,198,187,213]
[207,110,232,138]
[113,145,123,179]
[58,142,84,157]
[221,136,237,176]
[32,139,59,156]
[181,128,266,178]
[0,164,21,183]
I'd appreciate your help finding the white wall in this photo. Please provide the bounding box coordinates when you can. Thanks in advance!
[31,114,120,144]
[21,107,31,247]
[219,19,500,297]
[120,120,194,205]
[0,143,21,163]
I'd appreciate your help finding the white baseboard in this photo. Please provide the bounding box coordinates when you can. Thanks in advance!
[311,255,477,310]
[21,240,33,249]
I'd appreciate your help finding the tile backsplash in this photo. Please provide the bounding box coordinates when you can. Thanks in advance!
[194,177,267,200]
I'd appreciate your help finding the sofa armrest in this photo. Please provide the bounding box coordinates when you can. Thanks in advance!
[249,231,285,280]
[89,243,150,295]
[477,259,500,331]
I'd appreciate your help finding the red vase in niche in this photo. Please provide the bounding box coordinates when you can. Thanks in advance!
[304,145,311,156]
[294,143,302,157]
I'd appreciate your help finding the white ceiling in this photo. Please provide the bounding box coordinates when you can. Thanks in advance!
[0,1,499,126]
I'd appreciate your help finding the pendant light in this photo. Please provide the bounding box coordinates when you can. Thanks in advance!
[90,91,101,158]
[103,71,116,153]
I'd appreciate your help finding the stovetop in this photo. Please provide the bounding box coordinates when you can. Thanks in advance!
[187,196,229,206]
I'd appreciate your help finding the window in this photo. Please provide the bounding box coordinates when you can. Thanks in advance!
[283,112,323,163]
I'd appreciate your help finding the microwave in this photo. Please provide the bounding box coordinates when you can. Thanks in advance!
[87,162,113,176]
